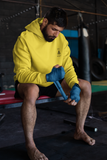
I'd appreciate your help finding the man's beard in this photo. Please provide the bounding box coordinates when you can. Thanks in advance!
[42,25,56,42]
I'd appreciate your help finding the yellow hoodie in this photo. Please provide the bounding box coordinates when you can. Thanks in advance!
[13,18,79,88]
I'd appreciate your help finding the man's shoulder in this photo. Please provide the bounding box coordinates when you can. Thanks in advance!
[58,32,68,44]
[19,30,35,43]
[20,30,33,38]
[59,32,65,39]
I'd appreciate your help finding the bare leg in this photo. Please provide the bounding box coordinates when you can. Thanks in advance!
[17,83,48,160]
[56,79,95,145]
[74,79,95,145]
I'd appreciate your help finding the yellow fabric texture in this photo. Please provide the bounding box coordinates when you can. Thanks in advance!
[13,18,79,88]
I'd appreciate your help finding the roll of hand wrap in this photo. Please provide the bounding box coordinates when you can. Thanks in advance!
[46,67,68,100]
[70,83,81,103]
[54,81,68,100]
[46,67,65,82]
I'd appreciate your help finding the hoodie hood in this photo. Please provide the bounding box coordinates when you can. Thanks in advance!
[25,18,44,38]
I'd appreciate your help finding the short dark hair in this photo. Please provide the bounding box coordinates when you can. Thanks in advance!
[44,7,67,28]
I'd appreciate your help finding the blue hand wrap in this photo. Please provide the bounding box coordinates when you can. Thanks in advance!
[46,67,65,82]
[54,81,68,100]
[70,83,81,103]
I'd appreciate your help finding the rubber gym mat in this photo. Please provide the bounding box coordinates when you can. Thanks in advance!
[91,80,107,92]
[91,85,107,93]
[0,128,107,160]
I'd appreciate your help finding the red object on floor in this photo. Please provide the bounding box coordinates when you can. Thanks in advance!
[0,90,50,105]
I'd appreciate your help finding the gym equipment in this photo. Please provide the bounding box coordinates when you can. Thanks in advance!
[91,58,106,81]
[0,113,5,124]
[71,56,78,76]
[64,119,98,132]
[103,37,107,79]
[0,73,5,124]
[0,90,64,106]
[77,13,91,83]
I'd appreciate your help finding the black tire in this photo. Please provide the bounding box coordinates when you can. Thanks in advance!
[91,58,106,81]
[71,56,78,76]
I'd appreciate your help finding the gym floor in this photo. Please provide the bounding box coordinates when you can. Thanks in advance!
[0,82,107,160]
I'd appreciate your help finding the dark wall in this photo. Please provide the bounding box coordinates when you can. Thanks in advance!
[0,1,36,88]
[0,0,107,88]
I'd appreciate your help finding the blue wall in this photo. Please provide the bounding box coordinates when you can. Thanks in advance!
[61,29,78,38]
[61,29,79,59]
[67,39,78,59]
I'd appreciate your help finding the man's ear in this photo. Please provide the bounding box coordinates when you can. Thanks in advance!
[40,18,48,31]
[42,18,48,27]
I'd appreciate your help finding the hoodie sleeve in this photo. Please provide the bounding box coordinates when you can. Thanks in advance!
[13,36,47,84]
[62,39,79,89]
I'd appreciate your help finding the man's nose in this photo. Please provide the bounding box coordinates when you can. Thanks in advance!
[54,31,60,37]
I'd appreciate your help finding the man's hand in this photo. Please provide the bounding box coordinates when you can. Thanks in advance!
[65,83,81,106]
[46,65,65,82]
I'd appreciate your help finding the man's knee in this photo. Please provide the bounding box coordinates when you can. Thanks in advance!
[78,79,91,97]
[18,83,39,103]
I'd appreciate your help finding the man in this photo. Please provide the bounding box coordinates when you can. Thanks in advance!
[13,7,95,160]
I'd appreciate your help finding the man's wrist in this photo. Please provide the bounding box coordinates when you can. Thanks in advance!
[70,83,81,103]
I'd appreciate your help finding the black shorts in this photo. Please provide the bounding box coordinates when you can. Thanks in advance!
[14,80,63,98]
